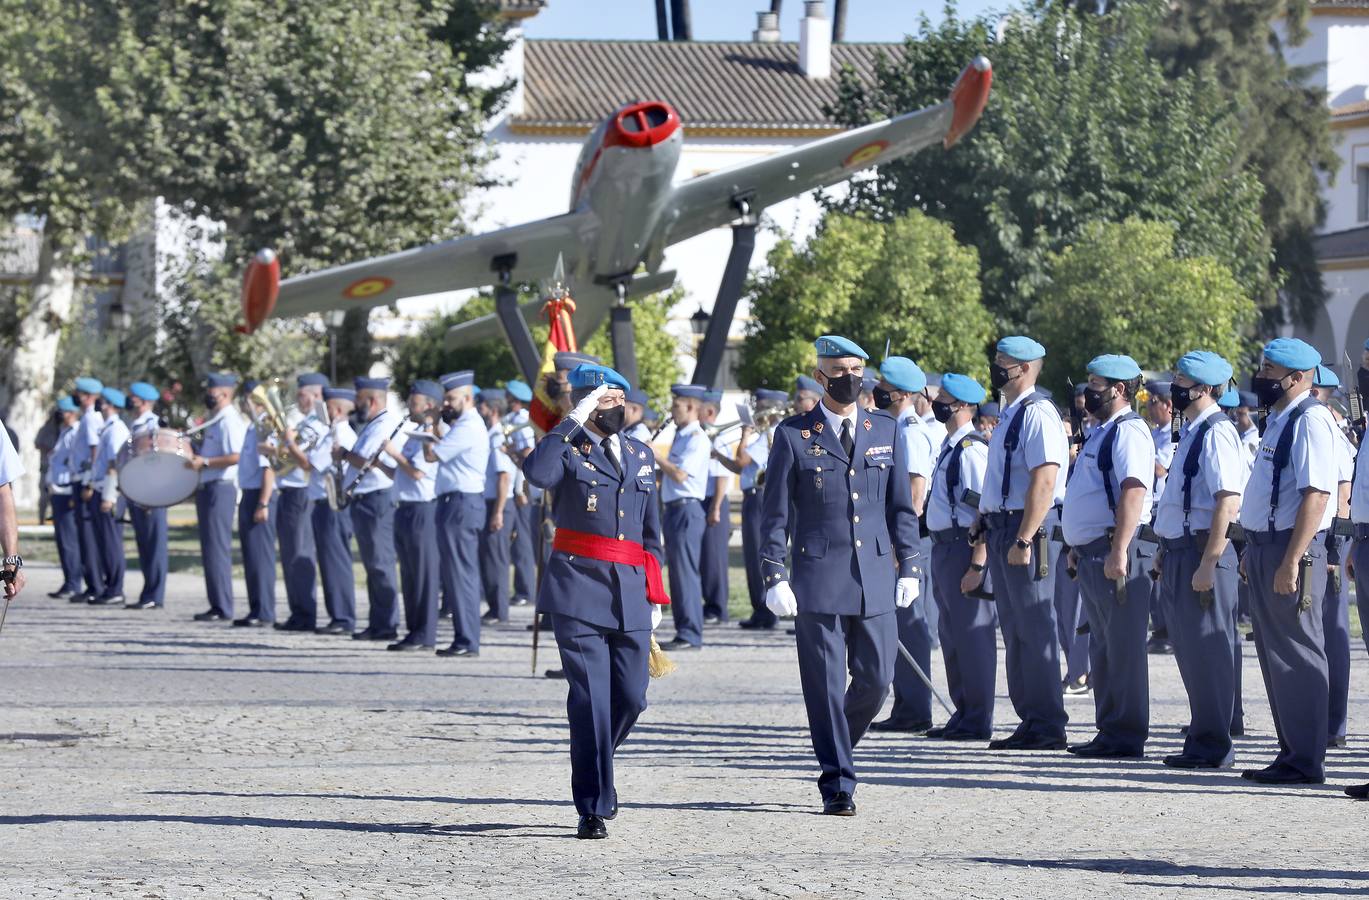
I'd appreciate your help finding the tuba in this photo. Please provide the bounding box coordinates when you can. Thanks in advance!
[248,378,298,477]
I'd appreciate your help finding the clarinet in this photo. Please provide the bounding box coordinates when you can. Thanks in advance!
[338,416,409,506]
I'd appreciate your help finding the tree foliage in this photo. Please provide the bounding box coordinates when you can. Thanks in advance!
[1031,218,1258,393]
[739,211,993,389]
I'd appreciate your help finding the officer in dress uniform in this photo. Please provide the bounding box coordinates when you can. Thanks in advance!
[234,384,279,627]
[966,336,1070,751]
[46,397,85,600]
[125,381,167,609]
[274,373,329,632]
[338,376,401,641]
[869,356,937,734]
[760,335,920,816]
[1153,351,1247,769]
[658,384,711,650]
[730,388,785,630]
[428,370,489,657]
[523,364,667,840]
[87,387,130,605]
[312,387,358,634]
[505,379,538,608]
[383,380,441,651]
[923,373,996,740]
[1238,337,1336,786]
[1060,355,1155,759]
[1312,365,1354,749]
[190,373,247,622]
[73,376,106,602]
[699,388,733,625]
[1145,381,1176,655]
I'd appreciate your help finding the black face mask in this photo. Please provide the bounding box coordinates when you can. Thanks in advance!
[592,406,626,435]
[822,372,862,406]
[990,363,1019,390]
[872,387,894,410]
[1170,384,1195,414]
[1082,386,1112,415]
[931,400,955,423]
[1251,375,1286,408]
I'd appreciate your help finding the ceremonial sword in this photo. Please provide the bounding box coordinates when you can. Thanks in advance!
[896,638,955,718]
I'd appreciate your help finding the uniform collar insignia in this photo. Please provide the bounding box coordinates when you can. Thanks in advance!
[813,421,824,434]
[581,441,592,455]
[863,418,872,431]
[638,450,647,459]
[800,429,811,439]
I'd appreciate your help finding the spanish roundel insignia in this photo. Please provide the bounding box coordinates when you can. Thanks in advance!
[814,421,824,433]
[342,276,395,299]
[842,140,890,169]
[800,429,811,439]
[863,419,872,431]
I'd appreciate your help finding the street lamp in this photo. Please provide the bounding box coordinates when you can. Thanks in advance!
[689,305,710,337]
[324,309,346,384]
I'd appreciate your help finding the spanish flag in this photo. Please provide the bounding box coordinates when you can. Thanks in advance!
[528,295,577,434]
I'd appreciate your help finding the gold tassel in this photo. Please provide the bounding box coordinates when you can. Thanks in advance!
[648,634,676,678]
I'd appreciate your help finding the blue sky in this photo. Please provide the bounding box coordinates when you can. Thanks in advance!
[524,1,1007,42]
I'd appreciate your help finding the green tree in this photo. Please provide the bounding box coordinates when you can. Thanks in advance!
[739,210,993,389]
[828,1,1271,330]
[1031,218,1258,393]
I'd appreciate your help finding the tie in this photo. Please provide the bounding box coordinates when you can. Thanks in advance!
[840,418,854,460]
[601,436,621,477]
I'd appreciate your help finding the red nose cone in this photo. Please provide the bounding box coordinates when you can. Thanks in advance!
[604,101,681,149]
[944,56,992,149]
[240,248,281,334]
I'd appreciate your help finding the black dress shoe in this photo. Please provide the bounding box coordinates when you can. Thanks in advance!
[511,597,530,607]
[544,668,565,679]
[1068,741,1143,759]
[1163,753,1222,770]
[1328,735,1347,748]
[576,814,607,839]
[88,594,123,606]
[925,726,948,739]
[193,610,227,622]
[388,640,434,651]
[822,792,856,816]
[988,734,1027,750]
[1230,724,1245,737]
[273,621,315,632]
[869,718,932,734]
[480,614,503,626]
[1344,783,1369,800]
[661,637,700,650]
[71,592,94,604]
[315,622,351,635]
[526,619,554,632]
[942,730,992,742]
[703,614,721,625]
[1241,764,1324,785]
[233,617,270,628]
[352,629,397,641]
[993,734,1066,751]
[435,646,478,657]
[48,589,75,599]
[605,790,618,821]
[125,599,159,610]
[737,618,775,630]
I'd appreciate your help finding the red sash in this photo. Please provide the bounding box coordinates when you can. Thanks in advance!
[552,528,670,605]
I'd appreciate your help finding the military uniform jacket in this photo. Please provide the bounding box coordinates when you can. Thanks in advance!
[758,404,920,617]
[524,416,663,632]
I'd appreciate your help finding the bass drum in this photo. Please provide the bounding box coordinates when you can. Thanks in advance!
[116,428,200,508]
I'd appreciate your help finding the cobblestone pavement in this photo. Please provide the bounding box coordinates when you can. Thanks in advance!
[1,560,1366,898]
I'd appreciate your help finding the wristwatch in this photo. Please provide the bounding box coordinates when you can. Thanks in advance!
[1013,538,1031,551]
[969,562,985,572]
[1,555,22,569]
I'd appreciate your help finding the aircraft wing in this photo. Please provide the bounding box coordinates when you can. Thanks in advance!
[665,57,991,243]
[269,212,596,319]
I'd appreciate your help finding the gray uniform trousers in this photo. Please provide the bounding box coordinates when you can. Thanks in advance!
[1053,544,1090,683]
[931,534,997,736]
[1322,533,1351,742]
[1074,534,1151,753]
[1246,529,1329,780]
[1159,537,1239,764]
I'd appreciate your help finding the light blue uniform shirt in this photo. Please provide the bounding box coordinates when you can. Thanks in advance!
[433,407,488,496]
[740,430,769,491]
[1238,425,1260,469]
[484,424,517,500]
[130,410,159,438]
[236,423,271,491]
[898,406,937,480]
[1152,424,1175,503]
[0,421,24,488]
[980,389,1069,513]
[278,408,323,490]
[625,422,652,444]
[926,422,988,532]
[1239,393,1338,533]
[1153,404,1248,539]
[307,419,355,502]
[47,425,79,491]
[76,407,102,480]
[199,408,247,485]
[391,432,438,503]
[345,409,400,496]
[662,421,709,502]
[1061,407,1155,546]
[705,433,730,499]
[93,415,130,488]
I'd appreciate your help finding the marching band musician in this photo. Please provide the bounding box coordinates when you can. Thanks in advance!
[45,397,85,601]
[623,388,652,443]
[337,376,402,642]
[699,389,733,625]
[523,363,668,840]
[73,376,106,603]
[87,387,130,606]
[382,380,442,651]
[428,370,488,657]
[126,382,168,610]
[727,387,785,631]
[312,387,359,635]
[189,373,247,623]
[274,373,330,632]
[477,387,517,626]
[657,384,710,650]
[234,382,279,627]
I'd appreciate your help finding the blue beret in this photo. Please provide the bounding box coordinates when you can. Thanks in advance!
[1087,354,1142,381]
[477,387,507,403]
[74,376,104,395]
[940,373,987,404]
[625,388,649,406]
[814,334,868,360]
[1238,390,1258,408]
[440,370,474,390]
[795,375,823,395]
[506,380,533,403]
[880,356,926,393]
[410,379,443,401]
[1175,351,1233,387]
[702,388,723,405]
[242,379,260,394]
[57,396,78,413]
[671,383,707,400]
[100,387,127,409]
[1145,380,1172,400]
[570,364,631,392]
[354,376,390,392]
[755,388,788,404]
[1217,388,1240,409]
[297,372,330,388]
[978,401,1000,418]
[323,387,356,402]
[1314,364,1339,388]
[129,381,159,402]
[554,351,600,371]
[996,335,1046,362]
[1262,337,1320,372]
[205,373,238,389]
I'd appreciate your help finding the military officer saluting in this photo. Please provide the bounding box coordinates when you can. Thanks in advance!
[968,336,1070,751]
[523,364,667,840]
[1060,355,1155,759]
[1153,351,1247,770]
[759,335,920,816]
[1239,338,1337,785]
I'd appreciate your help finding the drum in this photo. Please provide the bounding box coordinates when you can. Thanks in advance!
[116,428,200,508]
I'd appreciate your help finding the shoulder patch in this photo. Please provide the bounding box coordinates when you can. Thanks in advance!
[863,418,872,431]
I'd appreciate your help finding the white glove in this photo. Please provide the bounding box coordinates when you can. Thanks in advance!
[567,384,609,426]
[764,581,799,618]
[895,576,920,608]
[650,604,663,631]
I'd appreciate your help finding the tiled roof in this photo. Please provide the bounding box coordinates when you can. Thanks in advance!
[497,0,545,17]
[1314,225,1369,261]
[1332,99,1369,118]
[515,39,906,134]
[1311,0,1369,8]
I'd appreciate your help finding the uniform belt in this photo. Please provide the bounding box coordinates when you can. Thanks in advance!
[664,498,696,508]
[1242,528,1324,546]
[551,528,670,606]
[742,488,759,496]
[396,498,430,507]
[1157,531,1210,552]
[1354,523,1369,541]
[982,510,1024,530]
[930,526,971,544]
